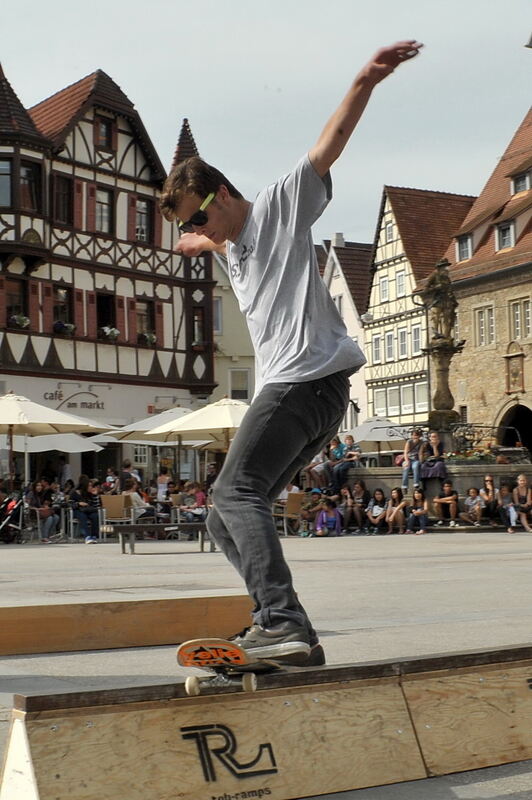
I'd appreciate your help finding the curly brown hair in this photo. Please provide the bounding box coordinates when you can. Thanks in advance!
[160,157,242,222]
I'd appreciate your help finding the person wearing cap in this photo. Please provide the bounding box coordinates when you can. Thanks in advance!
[300,488,324,534]
[160,40,423,665]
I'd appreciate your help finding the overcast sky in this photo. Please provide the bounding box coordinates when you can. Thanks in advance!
[3,0,531,243]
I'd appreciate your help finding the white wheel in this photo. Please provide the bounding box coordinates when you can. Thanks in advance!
[185,676,201,696]
[242,672,258,693]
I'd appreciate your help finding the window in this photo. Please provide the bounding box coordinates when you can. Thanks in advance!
[96,293,115,329]
[133,445,148,465]
[415,382,428,413]
[510,299,531,340]
[53,286,73,323]
[459,405,468,423]
[193,307,205,345]
[476,306,495,346]
[229,369,250,401]
[372,335,382,364]
[496,222,514,250]
[20,161,42,212]
[379,276,389,303]
[213,296,222,335]
[387,386,400,416]
[385,331,394,361]
[512,172,530,193]
[398,327,407,358]
[53,175,73,225]
[401,384,414,414]
[95,188,113,234]
[385,221,394,243]
[333,294,343,318]
[456,234,472,261]
[0,160,11,207]
[412,325,422,355]
[6,278,26,320]
[341,400,359,431]
[135,198,152,242]
[396,271,405,297]
[136,299,155,335]
[95,116,113,149]
[374,388,386,417]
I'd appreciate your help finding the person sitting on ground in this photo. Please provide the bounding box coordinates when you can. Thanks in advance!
[300,489,323,534]
[401,428,423,492]
[331,435,362,493]
[337,484,355,533]
[512,473,532,533]
[351,478,371,532]
[497,482,518,534]
[479,474,499,527]
[313,499,342,537]
[179,481,207,522]
[432,480,459,528]
[121,477,156,519]
[385,487,407,534]
[420,430,448,485]
[366,488,388,534]
[459,487,484,527]
[71,475,100,543]
[26,479,60,544]
[406,488,429,535]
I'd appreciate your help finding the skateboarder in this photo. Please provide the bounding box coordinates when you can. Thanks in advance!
[160,41,423,666]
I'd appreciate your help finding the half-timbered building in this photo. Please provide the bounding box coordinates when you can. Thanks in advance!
[364,187,475,425]
[0,67,215,475]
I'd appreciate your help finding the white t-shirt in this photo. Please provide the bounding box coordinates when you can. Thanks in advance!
[226,154,366,396]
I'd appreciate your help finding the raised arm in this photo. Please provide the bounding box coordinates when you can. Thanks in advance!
[309,40,423,178]
[175,233,226,258]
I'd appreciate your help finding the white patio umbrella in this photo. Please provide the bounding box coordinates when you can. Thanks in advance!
[0,392,112,488]
[352,417,408,462]
[145,397,249,451]
[103,405,192,441]
[0,433,104,454]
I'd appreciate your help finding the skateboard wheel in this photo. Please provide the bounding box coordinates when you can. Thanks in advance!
[241,672,257,693]
[185,676,201,696]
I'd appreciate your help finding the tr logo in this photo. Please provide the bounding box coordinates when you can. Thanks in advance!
[181,724,278,782]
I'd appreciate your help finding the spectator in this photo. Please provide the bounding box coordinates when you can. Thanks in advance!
[205,462,218,494]
[385,487,407,534]
[156,466,172,501]
[62,479,75,499]
[26,479,60,543]
[71,475,100,543]
[313,499,342,537]
[337,485,354,533]
[459,487,484,527]
[57,455,73,490]
[276,482,301,504]
[401,429,423,492]
[302,449,328,489]
[366,488,388,534]
[102,468,119,494]
[300,489,323,534]
[331,435,362,493]
[497,482,518,534]
[420,431,448,485]
[479,474,498,527]
[513,474,532,533]
[351,479,371,532]
[324,436,347,485]
[179,481,207,522]
[121,477,156,519]
[406,488,429,535]
[118,460,134,493]
[433,480,459,528]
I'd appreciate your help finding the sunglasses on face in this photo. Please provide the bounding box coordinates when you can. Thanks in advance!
[178,192,216,233]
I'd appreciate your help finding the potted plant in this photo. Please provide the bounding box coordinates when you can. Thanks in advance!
[53,320,76,336]
[137,331,157,346]
[99,325,120,341]
[9,313,30,329]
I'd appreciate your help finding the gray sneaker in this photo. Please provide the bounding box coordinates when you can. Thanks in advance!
[230,621,310,660]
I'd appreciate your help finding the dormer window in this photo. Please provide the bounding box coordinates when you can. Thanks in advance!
[496,221,515,251]
[512,172,530,194]
[456,234,472,262]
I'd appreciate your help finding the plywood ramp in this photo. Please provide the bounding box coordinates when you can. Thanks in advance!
[0,595,252,655]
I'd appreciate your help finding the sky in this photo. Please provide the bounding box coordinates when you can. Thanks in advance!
[2,0,531,244]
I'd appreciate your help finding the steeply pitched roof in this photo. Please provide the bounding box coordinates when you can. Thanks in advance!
[28,69,166,182]
[383,186,476,281]
[0,63,50,148]
[171,118,199,169]
[330,241,373,314]
[444,108,532,281]
[315,241,330,276]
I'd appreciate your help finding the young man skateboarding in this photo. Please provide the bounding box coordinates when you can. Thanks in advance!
[160,41,423,666]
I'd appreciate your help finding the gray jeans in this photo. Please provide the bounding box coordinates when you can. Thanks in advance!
[207,369,350,639]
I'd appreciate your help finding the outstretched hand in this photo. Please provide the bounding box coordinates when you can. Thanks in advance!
[362,40,423,84]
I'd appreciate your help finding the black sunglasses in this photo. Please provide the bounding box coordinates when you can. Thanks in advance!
[178,192,215,233]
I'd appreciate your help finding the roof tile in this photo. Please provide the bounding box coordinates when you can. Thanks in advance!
[0,63,50,146]
[331,241,373,313]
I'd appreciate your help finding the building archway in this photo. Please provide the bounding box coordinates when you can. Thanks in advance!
[498,404,532,452]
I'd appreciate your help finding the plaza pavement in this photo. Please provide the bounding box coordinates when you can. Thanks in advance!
[1,529,532,799]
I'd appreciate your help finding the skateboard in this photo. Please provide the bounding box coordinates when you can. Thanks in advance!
[176,637,283,696]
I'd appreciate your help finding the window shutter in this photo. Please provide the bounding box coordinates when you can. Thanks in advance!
[155,302,164,347]
[86,290,97,339]
[42,282,54,334]
[86,183,96,232]
[74,180,83,229]
[0,277,5,329]
[153,205,162,248]
[127,194,137,241]
[127,298,137,344]
[74,289,84,336]
[28,280,40,331]
[115,296,126,342]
